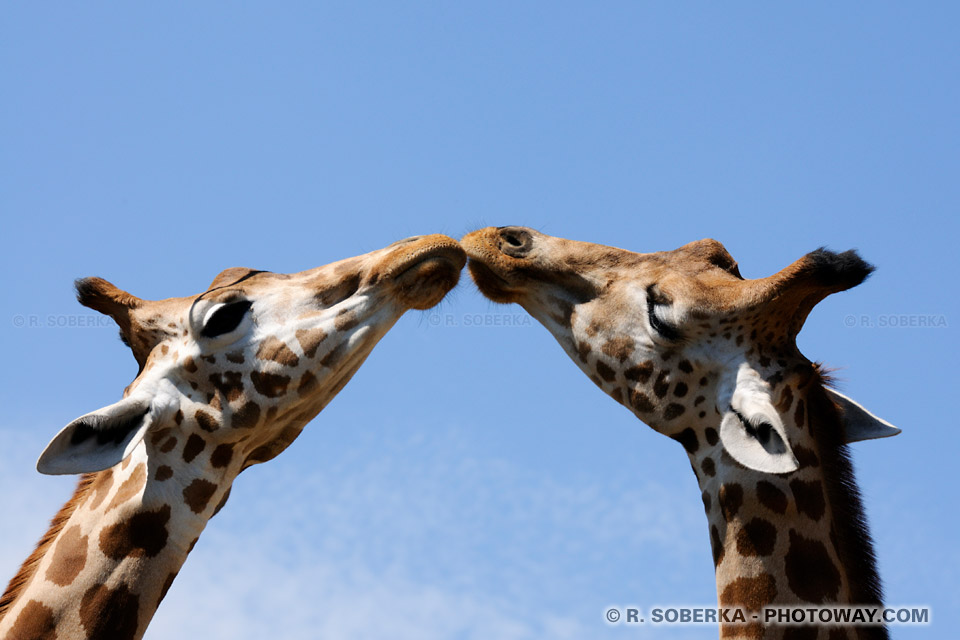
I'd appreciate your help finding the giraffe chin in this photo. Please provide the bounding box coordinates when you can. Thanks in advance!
[465,259,522,304]
[391,246,466,310]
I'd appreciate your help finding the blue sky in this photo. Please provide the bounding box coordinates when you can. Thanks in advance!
[1,3,957,638]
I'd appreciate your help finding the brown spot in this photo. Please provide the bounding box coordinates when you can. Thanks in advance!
[629,389,655,413]
[704,427,719,446]
[334,309,360,332]
[183,479,218,514]
[710,525,724,566]
[183,356,198,373]
[155,465,173,481]
[790,479,826,521]
[79,583,139,640]
[296,327,328,358]
[673,382,688,397]
[320,342,348,368]
[610,387,623,403]
[719,573,777,611]
[663,403,686,420]
[719,483,743,522]
[212,487,232,517]
[99,505,171,559]
[226,350,245,364]
[794,398,806,428]
[735,518,777,557]
[701,457,716,477]
[209,371,245,403]
[595,361,616,382]
[785,530,841,603]
[601,336,635,362]
[257,336,300,368]
[653,371,670,398]
[45,524,89,587]
[624,361,654,383]
[777,385,794,413]
[160,436,178,453]
[195,409,219,432]
[210,443,234,468]
[182,434,206,464]
[88,469,114,510]
[577,341,591,363]
[701,491,711,512]
[7,600,57,640]
[756,480,788,515]
[174,409,184,425]
[670,428,698,453]
[793,443,820,468]
[250,371,291,398]
[158,571,178,606]
[231,400,261,429]
[298,371,318,396]
[678,359,693,373]
[106,463,147,513]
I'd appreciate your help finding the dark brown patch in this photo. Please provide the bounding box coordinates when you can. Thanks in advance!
[195,409,219,433]
[231,400,261,429]
[160,436,178,453]
[718,483,743,522]
[735,518,777,556]
[777,385,794,413]
[106,463,147,513]
[183,356,198,373]
[577,341,591,364]
[794,398,806,428]
[209,371,245,403]
[98,505,171,559]
[158,571,178,606]
[7,600,57,639]
[155,465,174,482]
[319,342,348,368]
[792,443,820,468]
[710,524,724,566]
[601,336,635,362]
[670,428,698,453]
[182,434,206,464]
[663,403,686,420]
[629,389,655,413]
[673,381,688,397]
[210,443,234,468]
[183,479,218,514]
[334,309,359,332]
[704,427,719,446]
[610,387,623,403]
[296,327,328,358]
[719,573,777,611]
[701,490,712,512]
[756,480,788,515]
[226,350,245,364]
[785,530,841,603]
[624,361,654,384]
[174,409,184,425]
[79,583,139,640]
[700,457,716,477]
[595,361,616,382]
[250,371,291,398]
[297,370,318,396]
[212,487,232,517]
[678,359,693,373]
[256,336,300,368]
[790,479,826,521]
[653,371,670,398]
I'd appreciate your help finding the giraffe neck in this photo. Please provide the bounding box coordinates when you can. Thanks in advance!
[0,442,235,640]
[693,383,886,640]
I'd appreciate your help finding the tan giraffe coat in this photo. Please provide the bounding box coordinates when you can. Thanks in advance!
[0,235,466,640]
[462,226,898,640]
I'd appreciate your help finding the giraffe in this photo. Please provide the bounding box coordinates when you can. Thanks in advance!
[462,226,899,640]
[0,234,466,640]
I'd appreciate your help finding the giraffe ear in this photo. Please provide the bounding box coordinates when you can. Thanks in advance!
[37,396,154,475]
[718,365,799,474]
[826,389,901,443]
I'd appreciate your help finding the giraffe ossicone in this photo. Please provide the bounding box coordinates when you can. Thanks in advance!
[463,226,899,640]
[0,234,465,640]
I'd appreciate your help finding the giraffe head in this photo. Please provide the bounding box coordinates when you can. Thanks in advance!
[462,226,899,474]
[37,234,466,476]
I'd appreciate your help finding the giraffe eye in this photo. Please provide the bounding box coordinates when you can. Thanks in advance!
[201,300,253,338]
[646,287,681,341]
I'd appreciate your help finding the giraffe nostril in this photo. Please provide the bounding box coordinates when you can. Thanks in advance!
[498,227,533,258]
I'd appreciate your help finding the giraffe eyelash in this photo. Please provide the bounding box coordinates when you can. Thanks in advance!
[646,286,682,341]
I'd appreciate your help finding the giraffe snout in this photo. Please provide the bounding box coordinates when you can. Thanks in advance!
[496,226,534,258]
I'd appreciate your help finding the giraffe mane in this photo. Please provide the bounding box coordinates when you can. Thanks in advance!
[808,366,887,637]
[0,472,99,621]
